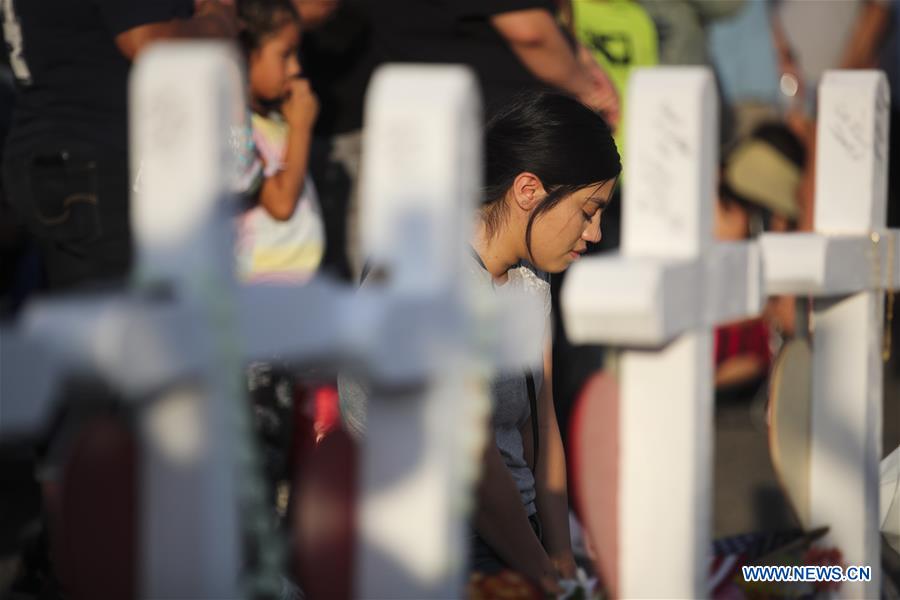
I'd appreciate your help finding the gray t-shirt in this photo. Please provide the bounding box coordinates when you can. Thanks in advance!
[338,256,552,516]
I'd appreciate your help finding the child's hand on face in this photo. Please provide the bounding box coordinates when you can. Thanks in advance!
[282,78,319,132]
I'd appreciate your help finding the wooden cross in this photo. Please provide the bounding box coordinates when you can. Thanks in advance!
[0,48,539,598]
[561,67,763,598]
[760,70,896,599]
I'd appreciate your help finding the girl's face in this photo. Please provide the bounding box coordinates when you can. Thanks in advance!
[248,21,301,103]
[529,181,613,273]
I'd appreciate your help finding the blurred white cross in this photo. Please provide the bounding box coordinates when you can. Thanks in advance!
[0,48,540,599]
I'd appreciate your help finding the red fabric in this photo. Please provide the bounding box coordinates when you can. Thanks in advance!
[314,385,341,441]
[714,319,771,371]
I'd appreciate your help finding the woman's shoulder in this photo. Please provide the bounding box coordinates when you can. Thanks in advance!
[508,262,550,290]
[508,263,551,317]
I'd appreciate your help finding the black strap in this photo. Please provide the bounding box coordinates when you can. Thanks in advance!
[467,244,488,272]
[469,245,541,475]
[525,370,539,474]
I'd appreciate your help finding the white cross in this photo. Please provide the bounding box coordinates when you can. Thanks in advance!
[561,67,763,598]
[760,70,897,599]
[355,64,494,598]
[0,48,540,599]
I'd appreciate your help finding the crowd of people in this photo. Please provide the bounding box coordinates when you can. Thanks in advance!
[0,0,898,598]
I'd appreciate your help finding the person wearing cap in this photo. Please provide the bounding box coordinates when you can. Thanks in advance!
[714,123,806,393]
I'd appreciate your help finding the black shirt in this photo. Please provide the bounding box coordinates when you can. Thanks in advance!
[303,0,558,134]
[302,0,382,136]
[367,0,556,117]
[3,0,192,156]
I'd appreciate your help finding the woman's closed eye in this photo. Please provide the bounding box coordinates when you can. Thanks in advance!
[582,207,601,222]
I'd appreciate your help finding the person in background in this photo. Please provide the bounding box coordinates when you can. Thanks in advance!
[367,1,619,122]
[714,122,806,394]
[301,0,376,281]
[292,0,339,27]
[774,0,894,115]
[233,0,326,543]
[236,0,324,283]
[1,0,238,291]
[708,0,785,143]
[548,0,659,456]
[639,0,744,144]
[638,0,745,66]
[303,0,621,281]
[563,0,657,163]
[773,0,895,232]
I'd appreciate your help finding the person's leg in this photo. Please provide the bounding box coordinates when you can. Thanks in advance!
[330,131,363,281]
[40,230,131,292]
[469,531,508,576]
[468,515,544,576]
[309,131,362,283]
[3,146,132,293]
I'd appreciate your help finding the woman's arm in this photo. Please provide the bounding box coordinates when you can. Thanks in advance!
[532,335,577,578]
[473,432,562,593]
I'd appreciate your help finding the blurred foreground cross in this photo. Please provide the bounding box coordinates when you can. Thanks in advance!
[0,46,542,599]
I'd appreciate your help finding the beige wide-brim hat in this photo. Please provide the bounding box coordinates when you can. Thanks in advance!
[724,139,801,221]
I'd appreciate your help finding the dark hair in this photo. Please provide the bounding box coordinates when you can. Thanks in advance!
[483,91,621,259]
[748,122,806,167]
[238,0,301,55]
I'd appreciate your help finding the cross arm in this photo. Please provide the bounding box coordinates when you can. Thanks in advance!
[561,241,762,347]
[238,279,546,384]
[0,295,207,438]
[760,230,900,296]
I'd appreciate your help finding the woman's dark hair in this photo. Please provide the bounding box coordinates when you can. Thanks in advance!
[483,91,621,259]
[238,0,301,55]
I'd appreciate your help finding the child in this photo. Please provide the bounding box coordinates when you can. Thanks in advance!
[236,0,325,529]
[237,0,325,283]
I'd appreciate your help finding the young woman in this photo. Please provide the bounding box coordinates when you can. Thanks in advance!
[340,91,620,593]
[467,91,619,593]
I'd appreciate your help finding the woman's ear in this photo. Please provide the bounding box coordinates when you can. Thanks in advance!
[510,172,547,211]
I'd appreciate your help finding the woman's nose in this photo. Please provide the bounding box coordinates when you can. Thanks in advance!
[582,213,602,243]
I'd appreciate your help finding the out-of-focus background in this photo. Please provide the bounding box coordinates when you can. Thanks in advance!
[0,1,898,598]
